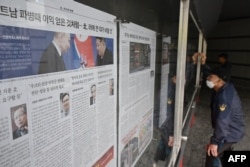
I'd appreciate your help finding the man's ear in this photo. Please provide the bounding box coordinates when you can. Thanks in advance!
[218,79,224,84]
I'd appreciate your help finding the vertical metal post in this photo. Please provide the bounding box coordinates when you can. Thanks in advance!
[168,0,190,166]
[195,32,203,87]
[203,39,207,54]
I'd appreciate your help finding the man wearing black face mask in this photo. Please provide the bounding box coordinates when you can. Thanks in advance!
[192,53,245,167]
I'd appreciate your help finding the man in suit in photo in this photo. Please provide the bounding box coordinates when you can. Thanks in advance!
[90,84,96,105]
[12,105,28,140]
[95,37,113,66]
[38,32,70,74]
[60,93,70,118]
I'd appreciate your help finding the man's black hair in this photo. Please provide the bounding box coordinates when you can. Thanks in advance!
[211,67,228,82]
[218,53,228,59]
[96,37,106,43]
[60,93,69,101]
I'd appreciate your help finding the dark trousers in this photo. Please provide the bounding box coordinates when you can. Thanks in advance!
[154,137,172,162]
[205,142,235,167]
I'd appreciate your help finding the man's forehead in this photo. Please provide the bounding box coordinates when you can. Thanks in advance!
[63,95,69,99]
[208,74,219,79]
[14,108,25,114]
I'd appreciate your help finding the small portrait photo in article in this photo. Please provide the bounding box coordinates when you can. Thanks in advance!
[90,84,96,105]
[60,92,70,118]
[11,104,28,140]
[109,78,114,96]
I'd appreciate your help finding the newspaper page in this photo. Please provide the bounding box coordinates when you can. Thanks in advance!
[0,0,117,167]
[118,22,156,167]
[159,37,171,127]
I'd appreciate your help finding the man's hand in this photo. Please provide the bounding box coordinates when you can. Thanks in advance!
[200,53,207,65]
[192,52,199,64]
[171,76,176,84]
[168,136,174,147]
[207,144,218,157]
[192,52,207,65]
